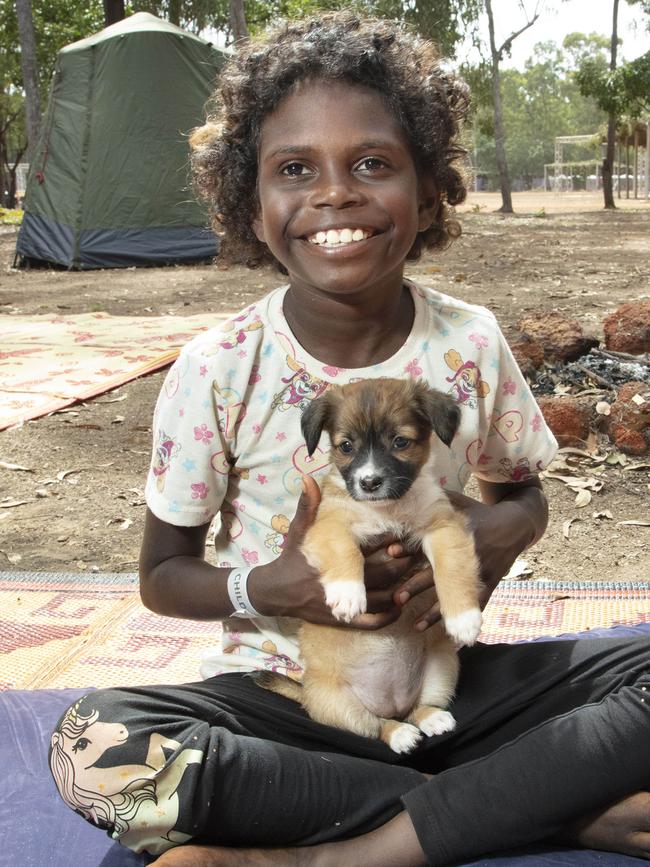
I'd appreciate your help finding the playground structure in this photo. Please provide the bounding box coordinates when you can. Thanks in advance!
[545,122,650,197]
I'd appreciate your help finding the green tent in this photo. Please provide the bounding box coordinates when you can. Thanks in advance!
[16,12,225,269]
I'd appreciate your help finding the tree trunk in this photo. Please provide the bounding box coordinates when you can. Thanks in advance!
[103,0,125,26]
[602,0,619,209]
[485,0,513,212]
[229,0,249,44]
[169,0,181,26]
[14,0,41,162]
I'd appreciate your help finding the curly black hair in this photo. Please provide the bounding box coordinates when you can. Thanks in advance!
[191,12,470,268]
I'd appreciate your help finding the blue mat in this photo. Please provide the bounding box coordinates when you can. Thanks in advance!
[2,623,649,866]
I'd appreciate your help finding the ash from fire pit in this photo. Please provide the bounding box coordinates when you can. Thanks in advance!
[530,351,650,396]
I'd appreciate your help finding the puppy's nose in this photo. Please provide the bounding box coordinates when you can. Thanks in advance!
[359,474,383,492]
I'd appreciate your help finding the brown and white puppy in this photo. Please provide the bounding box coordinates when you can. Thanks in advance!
[261,378,482,754]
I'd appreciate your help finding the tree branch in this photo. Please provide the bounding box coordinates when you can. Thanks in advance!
[497,12,540,59]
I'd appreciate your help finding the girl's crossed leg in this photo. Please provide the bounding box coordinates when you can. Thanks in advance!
[50,635,650,864]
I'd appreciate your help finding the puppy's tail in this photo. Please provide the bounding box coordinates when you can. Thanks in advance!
[254,671,304,704]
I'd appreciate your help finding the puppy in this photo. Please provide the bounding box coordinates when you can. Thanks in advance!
[260,378,482,754]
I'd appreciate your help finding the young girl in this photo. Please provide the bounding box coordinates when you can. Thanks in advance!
[50,13,650,866]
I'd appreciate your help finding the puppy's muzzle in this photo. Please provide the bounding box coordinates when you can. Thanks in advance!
[359,473,383,493]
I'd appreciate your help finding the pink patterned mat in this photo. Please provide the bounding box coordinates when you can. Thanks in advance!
[1,573,648,691]
[0,312,228,430]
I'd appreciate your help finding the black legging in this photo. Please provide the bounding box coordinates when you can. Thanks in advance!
[49,634,650,864]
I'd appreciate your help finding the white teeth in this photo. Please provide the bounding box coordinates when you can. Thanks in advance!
[309,228,370,246]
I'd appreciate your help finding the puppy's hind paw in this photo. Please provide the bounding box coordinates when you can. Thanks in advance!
[445,607,483,646]
[324,580,367,623]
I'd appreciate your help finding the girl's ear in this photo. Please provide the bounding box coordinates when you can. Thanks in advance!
[252,207,266,244]
[252,220,266,244]
[417,175,440,232]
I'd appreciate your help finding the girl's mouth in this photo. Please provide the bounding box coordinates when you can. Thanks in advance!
[306,228,376,247]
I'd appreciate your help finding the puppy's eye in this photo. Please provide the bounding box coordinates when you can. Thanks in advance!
[392,436,411,450]
[338,440,353,454]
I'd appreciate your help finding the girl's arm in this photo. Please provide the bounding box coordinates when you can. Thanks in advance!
[393,476,548,628]
[140,477,414,628]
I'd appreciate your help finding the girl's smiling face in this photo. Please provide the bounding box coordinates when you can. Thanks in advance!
[253,78,437,301]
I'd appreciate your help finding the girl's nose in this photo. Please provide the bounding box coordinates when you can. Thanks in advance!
[308,169,364,209]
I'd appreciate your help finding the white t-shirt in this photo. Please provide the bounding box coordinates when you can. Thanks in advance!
[145,282,557,679]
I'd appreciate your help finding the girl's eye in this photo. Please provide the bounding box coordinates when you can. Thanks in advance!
[356,157,386,173]
[338,440,354,454]
[72,737,90,753]
[281,162,310,177]
[392,436,411,450]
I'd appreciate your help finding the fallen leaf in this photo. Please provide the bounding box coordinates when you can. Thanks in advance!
[563,517,580,538]
[107,517,133,530]
[505,558,532,579]
[0,499,31,508]
[57,468,83,481]
[557,447,607,463]
[631,393,646,406]
[624,462,650,472]
[0,550,22,564]
[574,489,592,507]
[592,510,613,520]
[595,401,611,415]
[112,415,125,424]
[96,394,127,404]
[617,520,650,527]
[605,451,628,466]
[0,461,33,472]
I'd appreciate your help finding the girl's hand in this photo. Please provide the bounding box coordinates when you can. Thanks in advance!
[392,486,541,631]
[253,476,415,629]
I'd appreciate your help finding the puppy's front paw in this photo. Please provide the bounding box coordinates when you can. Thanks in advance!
[444,607,483,646]
[384,723,423,755]
[417,709,457,738]
[324,580,367,622]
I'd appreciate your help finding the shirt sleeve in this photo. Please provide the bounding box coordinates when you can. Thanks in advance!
[144,343,229,526]
[472,320,558,483]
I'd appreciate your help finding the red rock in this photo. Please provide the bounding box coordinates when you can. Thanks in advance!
[515,313,598,363]
[510,336,545,375]
[604,302,650,354]
[606,380,650,455]
[537,396,591,446]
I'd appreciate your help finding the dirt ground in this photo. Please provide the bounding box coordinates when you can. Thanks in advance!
[1,191,649,582]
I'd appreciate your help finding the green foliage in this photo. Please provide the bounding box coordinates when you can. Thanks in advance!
[577,50,650,117]
[471,37,609,187]
[0,207,23,224]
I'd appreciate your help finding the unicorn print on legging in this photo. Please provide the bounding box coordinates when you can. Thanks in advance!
[49,700,202,855]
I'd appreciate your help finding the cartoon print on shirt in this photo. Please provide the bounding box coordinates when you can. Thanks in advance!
[49,700,202,855]
[213,384,246,439]
[152,430,180,492]
[498,456,533,482]
[265,514,290,555]
[444,349,490,409]
[490,409,524,443]
[213,314,263,351]
[272,356,328,412]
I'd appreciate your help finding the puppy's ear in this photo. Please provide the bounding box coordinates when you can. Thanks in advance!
[415,386,461,448]
[301,394,332,456]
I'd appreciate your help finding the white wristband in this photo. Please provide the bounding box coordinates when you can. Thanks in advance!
[227,566,262,619]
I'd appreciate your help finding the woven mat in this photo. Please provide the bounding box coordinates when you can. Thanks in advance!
[1,572,649,690]
[0,311,228,430]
